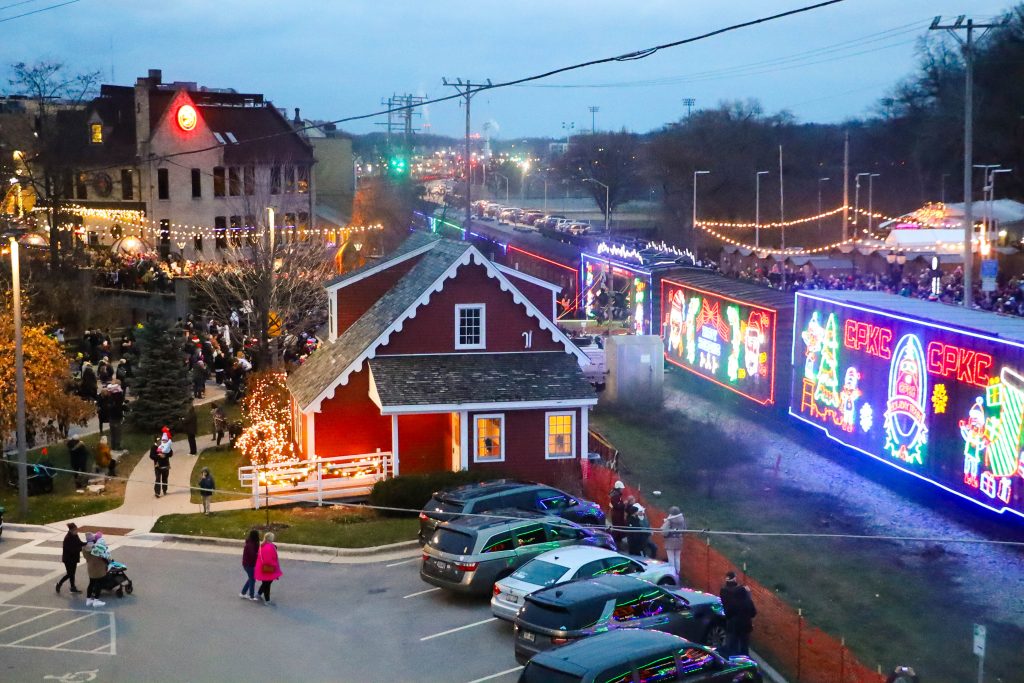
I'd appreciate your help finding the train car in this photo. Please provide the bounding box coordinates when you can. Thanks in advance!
[658,270,794,409]
[790,290,1024,520]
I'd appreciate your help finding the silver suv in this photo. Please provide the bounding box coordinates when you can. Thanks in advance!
[419,510,615,596]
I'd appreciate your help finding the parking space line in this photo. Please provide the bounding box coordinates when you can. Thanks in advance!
[51,624,111,650]
[420,617,497,641]
[0,608,59,634]
[464,666,524,683]
[385,558,419,567]
[0,605,21,619]
[6,613,93,646]
[402,587,440,599]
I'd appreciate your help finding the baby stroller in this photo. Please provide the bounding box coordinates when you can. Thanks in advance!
[99,561,134,598]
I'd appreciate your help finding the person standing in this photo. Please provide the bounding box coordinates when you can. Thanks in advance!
[255,532,282,605]
[55,523,85,594]
[719,571,757,657]
[106,382,125,452]
[660,506,686,578]
[625,503,653,557]
[240,529,259,601]
[94,436,112,478]
[609,480,627,549]
[198,467,215,515]
[211,404,227,447]
[81,533,107,608]
[150,431,172,497]
[67,433,90,488]
[181,404,198,456]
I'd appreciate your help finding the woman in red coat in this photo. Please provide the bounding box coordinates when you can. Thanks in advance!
[254,532,282,605]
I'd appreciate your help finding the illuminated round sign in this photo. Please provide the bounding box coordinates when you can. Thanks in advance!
[176,104,197,131]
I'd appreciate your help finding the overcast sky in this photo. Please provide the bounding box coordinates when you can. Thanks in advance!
[3,0,1011,139]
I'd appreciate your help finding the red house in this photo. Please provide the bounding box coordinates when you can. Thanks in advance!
[287,233,597,484]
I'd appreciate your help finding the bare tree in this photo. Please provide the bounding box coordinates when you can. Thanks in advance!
[554,131,645,221]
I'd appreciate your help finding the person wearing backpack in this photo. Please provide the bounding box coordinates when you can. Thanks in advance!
[660,505,686,578]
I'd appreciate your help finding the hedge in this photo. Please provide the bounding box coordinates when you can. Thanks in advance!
[368,470,507,515]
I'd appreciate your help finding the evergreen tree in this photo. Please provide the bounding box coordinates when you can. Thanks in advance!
[129,320,192,433]
[814,314,840,408]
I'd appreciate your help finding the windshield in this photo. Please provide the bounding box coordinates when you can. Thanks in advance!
[519,662,582,683]
[429,528,474,555]
[510,560,569,587]
[427,496,464,515]
[520,597,610,631]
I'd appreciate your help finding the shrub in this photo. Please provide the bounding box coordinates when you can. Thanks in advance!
[368,470,507,516]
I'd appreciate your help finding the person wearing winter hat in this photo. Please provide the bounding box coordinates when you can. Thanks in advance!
[150,431,172,497]
[82,533,107,607]
[720,570,757,657]
[608,481,627,548]
[56,523,85,595]
[660,505,686,577]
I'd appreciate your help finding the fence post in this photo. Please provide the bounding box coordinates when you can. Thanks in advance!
[840,636,846,683]
[705,537,712,592]
[796,608,803,683]
[316,458,323,506]
[252,475,259,510]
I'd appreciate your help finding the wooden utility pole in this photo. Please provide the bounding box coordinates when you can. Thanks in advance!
[930,15,1007,308]
[442,78,491,229]
[842,131,850,241]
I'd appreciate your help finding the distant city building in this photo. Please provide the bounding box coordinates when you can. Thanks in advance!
[56,68,316,260]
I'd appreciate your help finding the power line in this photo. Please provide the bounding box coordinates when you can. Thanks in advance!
[0,0,44,13]
[66,0,848,177]
[0,0,82,23]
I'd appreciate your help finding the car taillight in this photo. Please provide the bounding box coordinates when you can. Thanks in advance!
[551,637,569,645]
[419,512,428,521]
[455,562,478,572]
[493,584,501,597]
[421,553,429,562]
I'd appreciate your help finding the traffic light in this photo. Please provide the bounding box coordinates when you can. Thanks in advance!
[388,154,408,177]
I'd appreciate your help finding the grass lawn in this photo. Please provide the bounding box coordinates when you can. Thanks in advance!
[152,505,419,548]
[188,447,250,504]
[591,396,1024,683]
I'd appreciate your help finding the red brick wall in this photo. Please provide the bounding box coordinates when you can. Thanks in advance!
[380,263,565,355]
[312,368,391,457]
[397,413,450,475]
[468,408,581,485]
[335,257,419,337]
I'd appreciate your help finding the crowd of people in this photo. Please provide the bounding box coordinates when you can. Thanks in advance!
[89,250,229,292]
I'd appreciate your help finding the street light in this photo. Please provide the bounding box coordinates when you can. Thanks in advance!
[867,173,880,232]
[693,170,710,230]
[7,237,27,516]
[582,178,610,235]
[494,173,509,203]
[818,177,831,236]
[984,167,1011,250]
[755,171,769,249]
[853,172,870,225]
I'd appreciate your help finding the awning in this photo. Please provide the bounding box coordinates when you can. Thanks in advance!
[368,352,597,414]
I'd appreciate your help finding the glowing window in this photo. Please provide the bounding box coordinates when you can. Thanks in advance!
[474,414,503,462]
[455,304,485,350]
[90,123,103,144]
[545,412,575,459]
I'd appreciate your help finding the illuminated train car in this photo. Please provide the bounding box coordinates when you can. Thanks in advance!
[659,270,794,408]
[790,290,1024,520]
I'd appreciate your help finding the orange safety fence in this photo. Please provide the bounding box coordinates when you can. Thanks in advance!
[584,432,886,683]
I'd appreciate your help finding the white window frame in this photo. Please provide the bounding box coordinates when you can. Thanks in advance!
[473,413,505,463]
[455,303,486,350]
[545,411,576,460]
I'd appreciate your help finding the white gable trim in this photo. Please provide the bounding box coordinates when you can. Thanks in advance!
[495,263,562,293]
[304,244,589,413]
[324,241,436,293]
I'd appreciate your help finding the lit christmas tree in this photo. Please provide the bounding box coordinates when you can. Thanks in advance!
[814,314,840,407]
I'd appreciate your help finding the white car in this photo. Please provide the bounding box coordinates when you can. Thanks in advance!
[490,546,677,621]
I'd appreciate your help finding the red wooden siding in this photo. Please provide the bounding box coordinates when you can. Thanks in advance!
[467,408,582,485]
[502,275,556,321]
[312,368,391,457]
[397,413,449,475]
[379,263,564,355]
[335,257,420,337]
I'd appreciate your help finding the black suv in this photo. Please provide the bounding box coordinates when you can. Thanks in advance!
[513,574,727,664]
[519,629,761,683]
[418,480,605,544]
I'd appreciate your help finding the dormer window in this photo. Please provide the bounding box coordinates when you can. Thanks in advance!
[455,304,485,350]
[90,123,103,144]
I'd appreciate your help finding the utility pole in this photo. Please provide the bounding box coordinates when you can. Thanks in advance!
[443,78,491,229]
[10,238,27,517]
[818,177,831,236]
[778,145,785,249]
[842,131,850,240]
[755,171,769,249]
[588,106,600,134]
[681,98,696,118]
[931,15,1008,308]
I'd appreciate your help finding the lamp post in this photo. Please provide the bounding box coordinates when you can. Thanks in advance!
[755,171,769,249]
[818,177,831,236]
[986,168,1011,249]
[520,159,530,201]
[693,170,710,231]
[494,173,509,203]
[9,237,27,516]
[854,172,870,226]
[867,173,881,232]
[582,178,610,235]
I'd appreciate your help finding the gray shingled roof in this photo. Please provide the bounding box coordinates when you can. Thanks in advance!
[288,238,472,410]
[369,352,596,408]
[323,231,439,289]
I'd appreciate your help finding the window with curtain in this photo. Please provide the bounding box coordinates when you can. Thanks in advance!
[546,413,575,459]
[474,415,503,461]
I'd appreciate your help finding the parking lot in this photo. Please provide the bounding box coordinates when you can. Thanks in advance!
[1,536,523,683]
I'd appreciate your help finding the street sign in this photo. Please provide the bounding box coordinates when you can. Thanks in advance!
[973,623,986,657]
[981,259,998,293]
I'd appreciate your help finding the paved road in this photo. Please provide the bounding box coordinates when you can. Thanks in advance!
[1,532,522,683]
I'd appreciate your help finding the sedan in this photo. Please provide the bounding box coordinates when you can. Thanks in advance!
[492,546,676,621]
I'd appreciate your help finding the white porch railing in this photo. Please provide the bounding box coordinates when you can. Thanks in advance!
[238,450,393,509]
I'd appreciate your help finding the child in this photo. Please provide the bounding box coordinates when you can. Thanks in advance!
[198,467,215,515]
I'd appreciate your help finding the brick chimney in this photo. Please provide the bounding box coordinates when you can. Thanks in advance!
[134,72,155,155]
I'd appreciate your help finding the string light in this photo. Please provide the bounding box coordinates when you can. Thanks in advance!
[696,205,846,230]
[696,221,870,255]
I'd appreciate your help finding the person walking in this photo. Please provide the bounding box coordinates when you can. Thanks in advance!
[719,571,757,657]
[660,506,686,577]
[181,404,198,456]
[82,533,107,608]
[198,467,215,515]
[240,529,259,601]
[150,431,172,497]
[211,404,227,447]
[255,532,282,605]
[609,480,627,549]
[55,523,85,594]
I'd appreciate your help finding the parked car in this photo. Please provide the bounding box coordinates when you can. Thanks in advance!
[485,203,503,218]
[518,629,762,683]
[537,215,566,229]
[492,546,677,621]
[513,574,727,664]
[418,480,606,544]
[523,211,545,225]
[420,510,616,596]
[566,222,590,236]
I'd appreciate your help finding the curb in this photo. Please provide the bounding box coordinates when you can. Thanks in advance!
[3,522,63,534]
[133,532,421,557]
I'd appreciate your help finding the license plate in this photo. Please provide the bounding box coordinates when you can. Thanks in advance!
[520,630,535,642]
[506,595,519,604]
[434,560,450,571]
